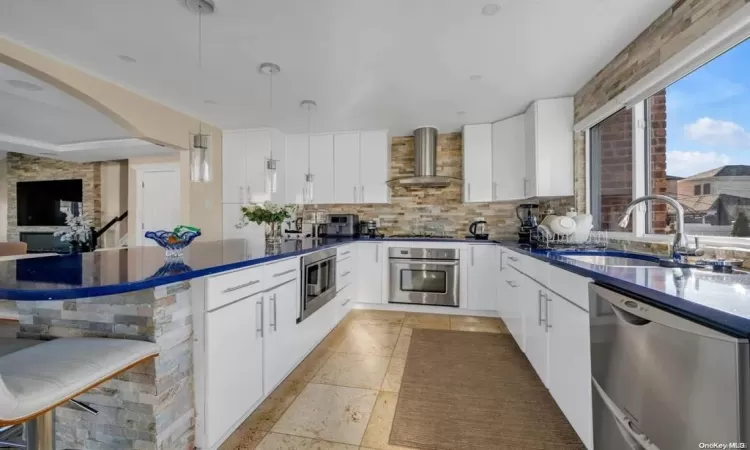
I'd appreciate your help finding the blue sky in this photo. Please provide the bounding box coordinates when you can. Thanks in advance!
[666,38,750,177]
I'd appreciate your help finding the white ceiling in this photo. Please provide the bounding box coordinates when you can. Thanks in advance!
[0,0,674,136]
[0,62,175,161]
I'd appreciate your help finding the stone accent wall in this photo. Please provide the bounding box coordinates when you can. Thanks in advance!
[574,0,747,123]
[6,153,102,242]
[304,133,573,239]
[16,282,194,450]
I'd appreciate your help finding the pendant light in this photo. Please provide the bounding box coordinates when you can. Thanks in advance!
[300,100,317,204]
[189,0,214,183]
[260,62,281,194]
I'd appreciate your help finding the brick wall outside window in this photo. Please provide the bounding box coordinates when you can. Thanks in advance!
[649,90,668,233]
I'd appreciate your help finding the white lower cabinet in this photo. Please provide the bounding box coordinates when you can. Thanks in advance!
[204,292,264,449]
[357,243,383,304]
[263,276,301,395]
[548,291,593,449]
[336,283,355,323]
[500,265,525,351]
[523,277,549,386]
[467,244,498,310]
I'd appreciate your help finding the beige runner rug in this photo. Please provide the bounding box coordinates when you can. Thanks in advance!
[390,329,585,449]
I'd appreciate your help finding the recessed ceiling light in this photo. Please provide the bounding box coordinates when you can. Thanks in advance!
[5,79,43,91]
[117,54,137,63]
[481,4,501,16]
[204,99,217,104]
[469,74,482,81]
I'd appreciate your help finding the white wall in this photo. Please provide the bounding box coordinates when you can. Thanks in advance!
[99,160,128,248]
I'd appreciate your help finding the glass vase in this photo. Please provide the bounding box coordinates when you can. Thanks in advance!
[265,222,282,246]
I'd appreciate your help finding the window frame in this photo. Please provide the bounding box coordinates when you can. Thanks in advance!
[584,11,750,249]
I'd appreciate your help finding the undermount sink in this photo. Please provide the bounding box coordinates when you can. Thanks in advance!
[561,254,660,267]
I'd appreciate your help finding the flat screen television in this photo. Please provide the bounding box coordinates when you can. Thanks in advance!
[16,179,83,226]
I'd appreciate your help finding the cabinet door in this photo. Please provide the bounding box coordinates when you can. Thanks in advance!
[463,124,493,202]
[310,134,335,204]
[245,130,272,203]
[467,245,498,311]
[535,98,574,197]
[285,134,309,204]
[548,292,593,449]
[523,281,548,386]
[333,132,361,204]
[222,131,247,204]
[205,294,264,448]
[492,115,526,200]
[264,277,301,394]
[524,103,538,198]
[503,267,525,351]
[356,243,383,304]
[336,283,355,324]
[359,130,390,204]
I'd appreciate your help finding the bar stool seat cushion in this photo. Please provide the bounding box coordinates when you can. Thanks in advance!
[0,338,42,358]
[0,337,159,424]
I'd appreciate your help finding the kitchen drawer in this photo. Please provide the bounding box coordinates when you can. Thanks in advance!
[336,256,355,290]
[263,257,299,288]
[503,248,524,272]
[547,264,590,311]
[337,245,355,262]
[206,265,264,312]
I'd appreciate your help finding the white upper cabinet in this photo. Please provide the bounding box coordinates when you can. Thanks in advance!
[492,115,526,201]
[525,97,574,197]
[309,134,335,204]
[222,131,247,204]
[333,132,361,203]
[462,124,493,203]
[359,130,390,204]
[285,134,309,205]
[222,129,286,205]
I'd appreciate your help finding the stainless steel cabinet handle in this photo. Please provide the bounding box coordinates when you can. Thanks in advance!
[340,250,351,256]
[471,246,475,265]
[222,279,260,294]
[538,290,544,326]
[505,280,518,288]
[273,269,296,278]
[271,294,277,331]
[545,294,552,331]
[342,297,352,306]
[508,256,519,262]
[256,298,263,337]
[341,271,351,277]
[353,186,357,203]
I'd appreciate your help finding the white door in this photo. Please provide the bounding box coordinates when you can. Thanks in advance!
[310,134,335,204]
[467,245,498,311]
[222,131,247,204]
[357,243,383,304]
[463,124,493,202]
[140,168,180,246]
[524,103,538,198]
[246,130,272,203]
[333,132,361,204]
[524,280,549,386]
[205,294,264,448]
[264,277,301,394]
[285,134,309,204]
[548,292,593,449]
[492,115,526,200]
[359,130,390,204]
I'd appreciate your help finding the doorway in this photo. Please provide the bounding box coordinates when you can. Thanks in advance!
[135,164,181,246]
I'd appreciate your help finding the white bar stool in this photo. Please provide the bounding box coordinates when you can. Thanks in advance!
[0,337,159,450]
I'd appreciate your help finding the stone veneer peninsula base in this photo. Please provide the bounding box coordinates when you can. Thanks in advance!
[14,281,194,450]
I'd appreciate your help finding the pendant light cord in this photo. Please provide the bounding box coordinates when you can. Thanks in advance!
[269,70,274,159]
[307,104,312,173]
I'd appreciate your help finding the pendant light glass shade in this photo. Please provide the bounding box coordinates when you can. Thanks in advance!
[190,133,211,183]
[265,158,278,194]
[304,172,315,204]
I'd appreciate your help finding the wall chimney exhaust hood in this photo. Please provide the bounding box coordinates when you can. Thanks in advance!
[387,127,459,188]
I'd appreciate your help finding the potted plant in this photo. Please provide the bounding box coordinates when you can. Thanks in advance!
[236,202,297,245]
[54,212,94,253]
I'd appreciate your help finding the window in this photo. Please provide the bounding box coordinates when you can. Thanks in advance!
[590,108,635,231]
[590,37,750,241]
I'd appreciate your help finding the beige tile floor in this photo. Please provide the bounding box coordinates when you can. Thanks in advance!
[220,310,509,450]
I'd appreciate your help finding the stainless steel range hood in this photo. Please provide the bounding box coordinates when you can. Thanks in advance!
[389,127,456,187]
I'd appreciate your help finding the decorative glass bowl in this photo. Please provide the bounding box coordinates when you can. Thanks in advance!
[144,229,201,261]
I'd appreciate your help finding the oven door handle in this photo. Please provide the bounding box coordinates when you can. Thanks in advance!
[389,260,459,266]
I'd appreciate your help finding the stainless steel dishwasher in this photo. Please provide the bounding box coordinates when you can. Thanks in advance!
[590,284,750,450]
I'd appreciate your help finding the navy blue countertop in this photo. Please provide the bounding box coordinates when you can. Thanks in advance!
[501,242,750,338]
[0,237,493,301]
